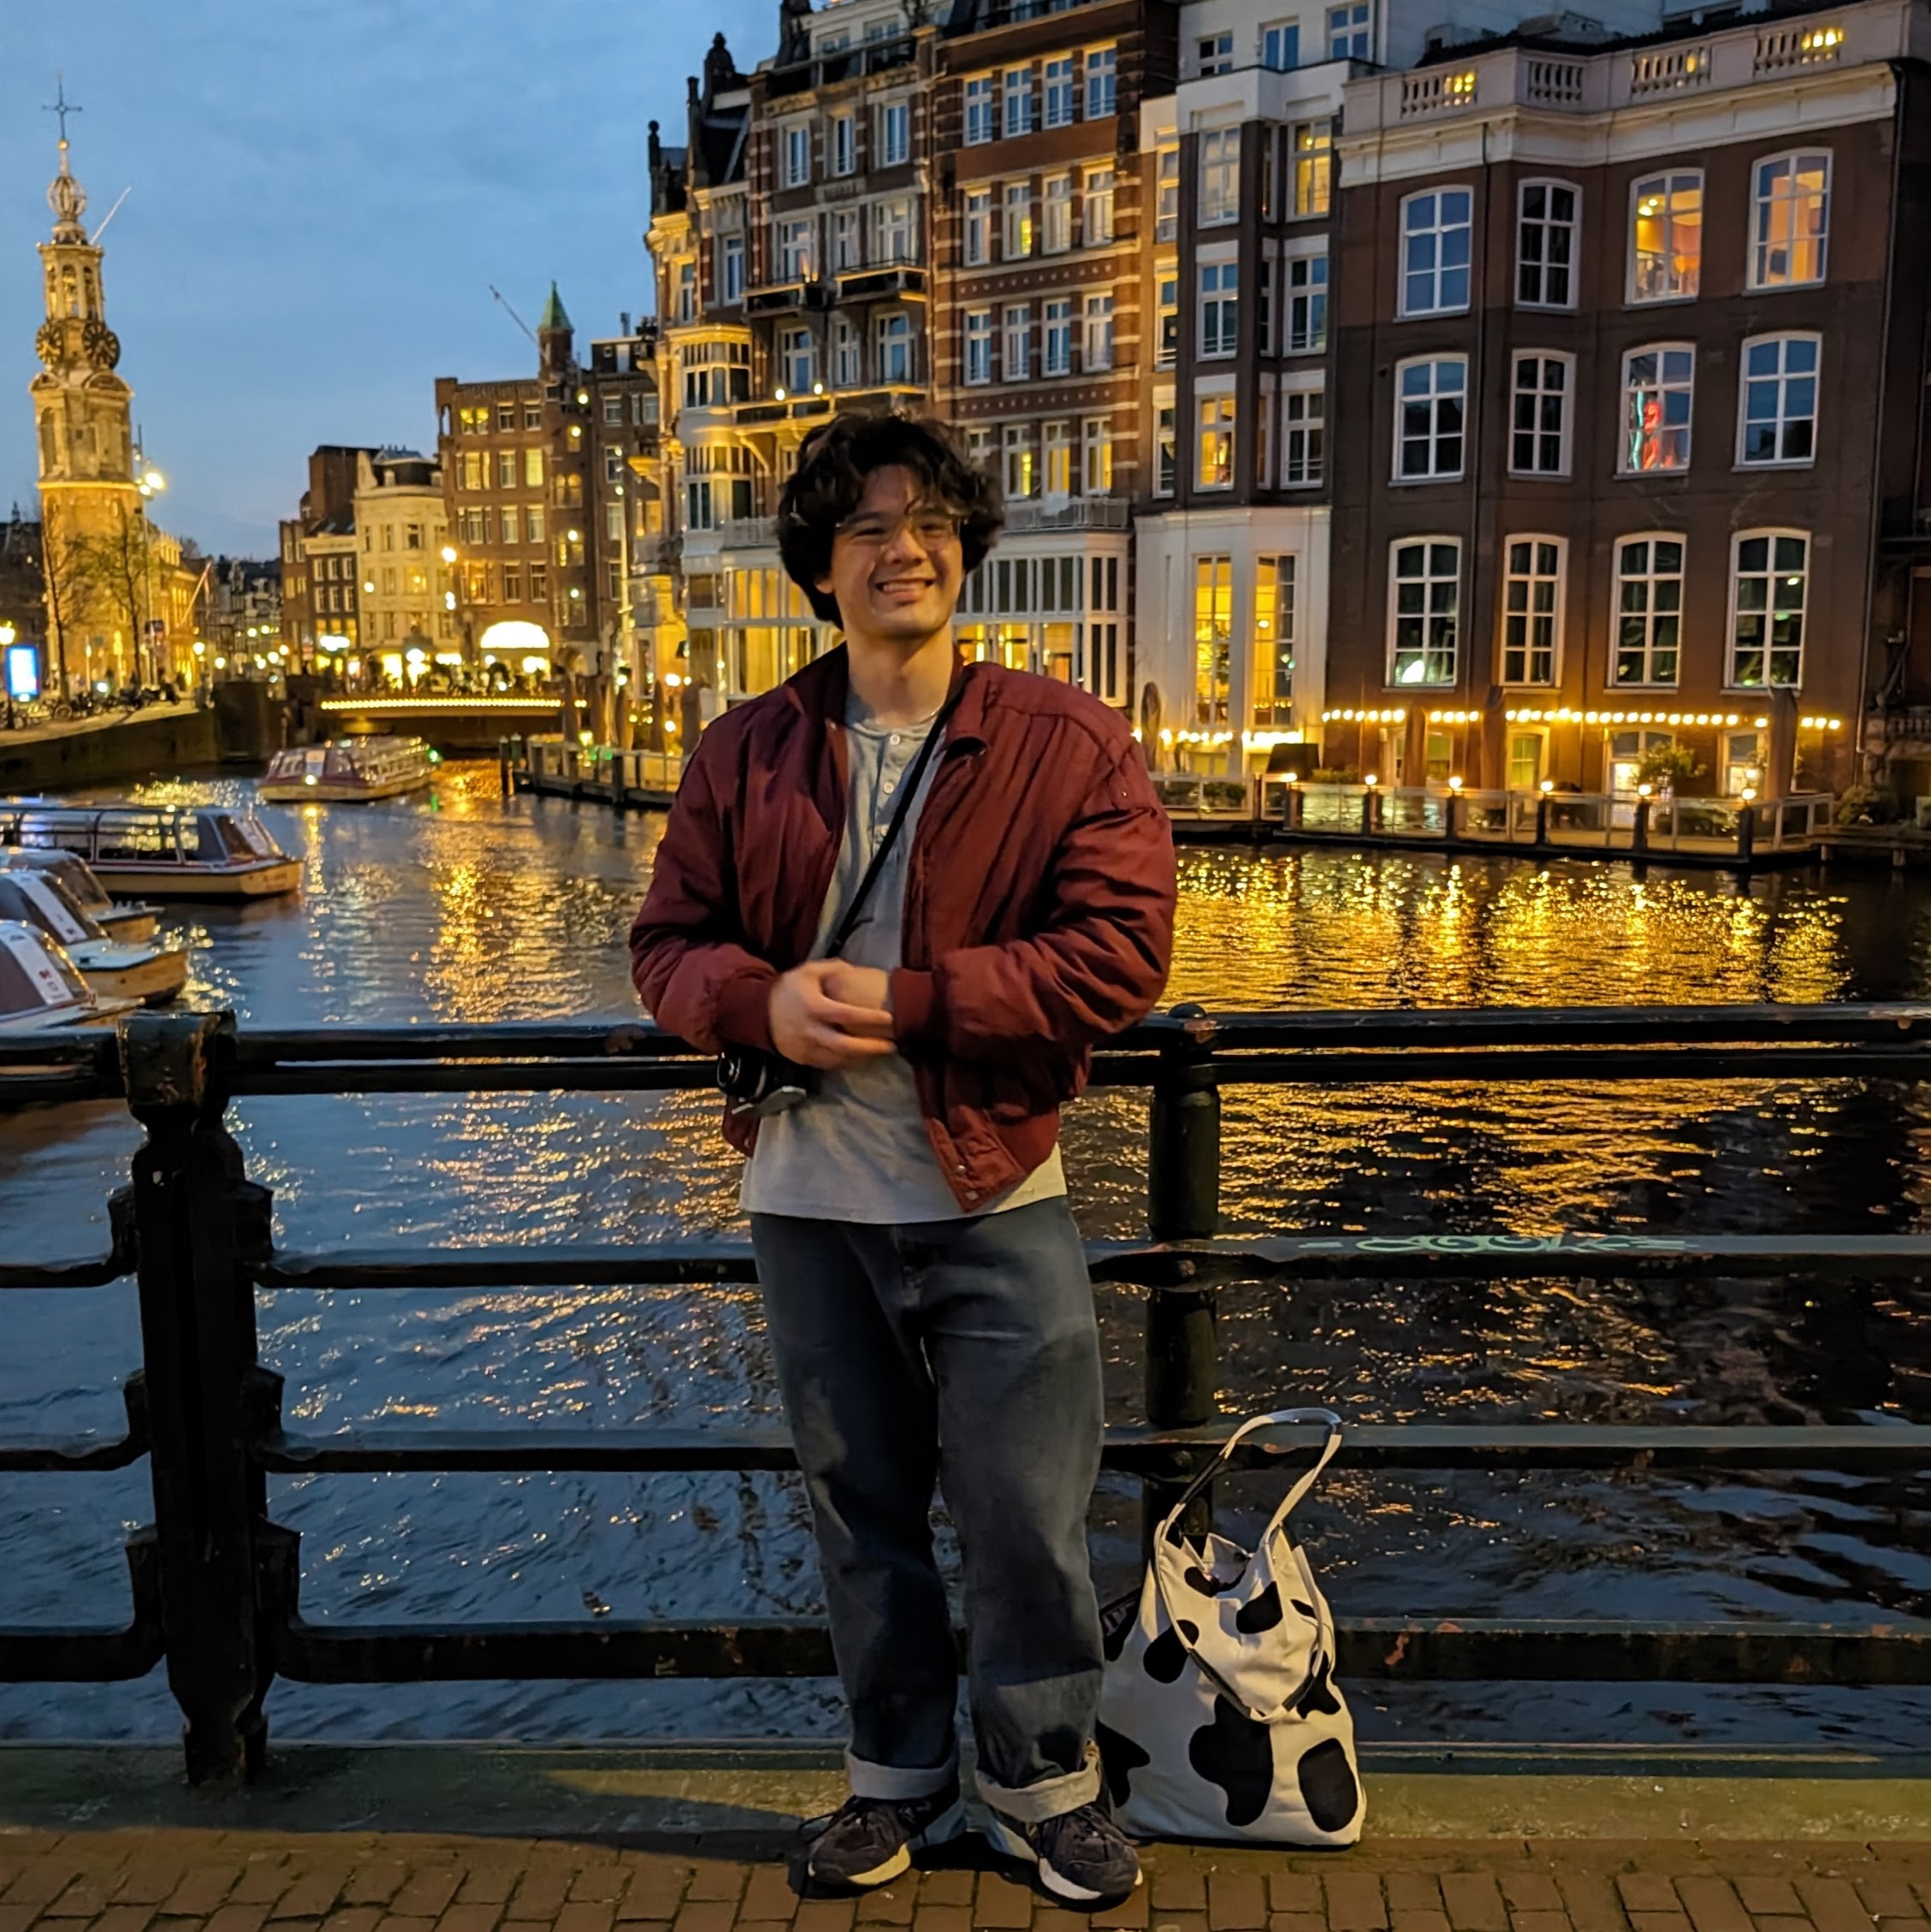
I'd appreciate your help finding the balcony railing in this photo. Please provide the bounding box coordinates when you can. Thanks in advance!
[720,515,779,548]
[1004,496,1130,531]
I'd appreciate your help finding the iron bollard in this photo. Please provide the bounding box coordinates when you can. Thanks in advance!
[1534,793,1551,850]
[1445,792,1463,842]
[1737,802,1756,866]
[1284,785,1304,832]
[1144,1004,1221,1549]
[122,1011,276,1784]
[1632,797,1651,855]
[498,738,512,797]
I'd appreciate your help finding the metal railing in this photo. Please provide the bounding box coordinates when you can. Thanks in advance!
[5,1005,1931,1784]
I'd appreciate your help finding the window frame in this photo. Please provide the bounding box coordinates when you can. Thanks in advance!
[1392,354,1468,483]
[1749,150,1831,291]
[1198,258,1240,359]
[1281,384,1324,488]
[831,111,856,178]
[1261,20,1300,69]
[1002,302,1033,381]
[1084,46,1117,119]
[1736,331,1821,469]
[1328,0,1369,58]
[964,310,993,386]
[1508,350,1573,478]
[1515,178,1579,311]
[1398,187,1474,318]
[1002,65,1033,138]
[1042,173,1074,254]
[1286,252,1328,354]
[1043,55,1075,127]
[877,99,910,168]
[1083,167,1115,245]
[1082,292,1114,371]
[1003,182,1033,260]
[962,188,991,267]
[1498,534,1566,688]
[1727,528,1811,690]
[1196,390,1236,490]
[963,74,995,146]
[1198,126,1241,228]
[782,123,812,189]
[1043,297,1073,376]
[1611,533,1686,690]
[1628,170,1703,305]
[1386,537,1462,689]
[1619,342,1696,476]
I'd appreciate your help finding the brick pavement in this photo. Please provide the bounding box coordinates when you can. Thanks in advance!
[1,1831,1928,1932]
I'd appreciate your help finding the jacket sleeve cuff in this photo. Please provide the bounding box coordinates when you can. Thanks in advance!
[891,967,941,1046]
[714,969,778,1052]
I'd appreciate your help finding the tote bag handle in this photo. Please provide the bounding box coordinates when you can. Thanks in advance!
[1158,1407,1344,1550]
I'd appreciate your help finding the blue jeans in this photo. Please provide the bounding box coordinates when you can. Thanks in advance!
[750,1196,1105,1822]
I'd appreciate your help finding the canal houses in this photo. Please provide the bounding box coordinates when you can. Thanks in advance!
[1318,0,1931,803]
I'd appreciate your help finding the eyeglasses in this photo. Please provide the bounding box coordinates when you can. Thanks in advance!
[834,507,963,549]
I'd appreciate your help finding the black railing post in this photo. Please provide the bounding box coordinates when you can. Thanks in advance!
[1534,792,1551,850]
[122,1010,276,1784]
[1632,797,1651,855]
[1737,802,1756,866]
[1145,1004,1221,1550]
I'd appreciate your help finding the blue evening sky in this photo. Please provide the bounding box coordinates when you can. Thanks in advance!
[2,0,773,557]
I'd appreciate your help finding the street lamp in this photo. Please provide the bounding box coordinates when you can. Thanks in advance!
[133,462,167,687]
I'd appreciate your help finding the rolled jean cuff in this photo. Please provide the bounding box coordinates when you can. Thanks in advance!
[976,1740,1102,1823]
[846,1747,958,1802]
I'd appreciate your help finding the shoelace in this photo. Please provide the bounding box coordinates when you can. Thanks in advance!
[1038,1804,1121,1860]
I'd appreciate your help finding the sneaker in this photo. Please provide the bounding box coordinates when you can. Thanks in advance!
[984,1798,1143,1904]
[803,1781,967,1889]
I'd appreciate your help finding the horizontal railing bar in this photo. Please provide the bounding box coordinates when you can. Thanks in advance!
[268,1614,1931,1685]
[0,1432,146,1473]
[228,1045,1931,1100]
[256,1421,1931,1477]
[0,1624,166,1683]
[0,1252,133,1289]
[250,1230,1931,1292]
[0,1074,124,1106]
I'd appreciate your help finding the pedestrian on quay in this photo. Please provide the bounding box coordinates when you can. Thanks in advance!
[630,414,1176,1904]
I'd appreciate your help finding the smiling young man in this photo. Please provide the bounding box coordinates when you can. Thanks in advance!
[630,415,1175,1903]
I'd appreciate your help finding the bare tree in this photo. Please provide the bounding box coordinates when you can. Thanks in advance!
[38,498,94,696]
[84,501,148,684]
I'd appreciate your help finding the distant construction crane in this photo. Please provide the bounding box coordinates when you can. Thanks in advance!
[489,286,536,347]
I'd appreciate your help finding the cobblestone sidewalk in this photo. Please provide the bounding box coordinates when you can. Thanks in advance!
[3,1832,1929,1932]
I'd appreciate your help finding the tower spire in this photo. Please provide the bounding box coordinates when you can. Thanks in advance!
[43,77,89,240]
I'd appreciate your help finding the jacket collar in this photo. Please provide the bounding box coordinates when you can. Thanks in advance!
[786,642,992,746]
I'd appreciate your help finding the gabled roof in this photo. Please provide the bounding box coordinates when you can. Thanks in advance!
[538,282,572,334]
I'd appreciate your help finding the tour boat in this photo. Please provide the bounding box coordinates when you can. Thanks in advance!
[0,803,302,898]
[0,848,161,942]
[0,873,189,1006]
[0,919,132,1038]
[259,736,436,803]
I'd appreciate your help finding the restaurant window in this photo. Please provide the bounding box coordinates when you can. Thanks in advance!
[1389,539,1460,686]
[1253,554,1296,723]
[1293,121,1332,217]
[1501,536,1562,685]
[1194,555,1233,724]
[1197,393,1235,489]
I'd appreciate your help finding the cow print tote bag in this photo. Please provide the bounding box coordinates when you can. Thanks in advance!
[1095,1408,1364,1847]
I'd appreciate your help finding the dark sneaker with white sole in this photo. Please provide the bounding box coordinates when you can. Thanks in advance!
[803,1782,967,1889]
[984,1799,1143,1904]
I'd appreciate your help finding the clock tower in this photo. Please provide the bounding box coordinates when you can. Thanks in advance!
[31,110,139,688]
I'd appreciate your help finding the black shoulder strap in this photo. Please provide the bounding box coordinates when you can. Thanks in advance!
[824,680,966,961]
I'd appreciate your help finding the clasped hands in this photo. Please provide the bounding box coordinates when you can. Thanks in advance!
[768,960,897,1070]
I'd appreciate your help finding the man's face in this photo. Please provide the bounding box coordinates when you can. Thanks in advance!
[815,463,964,646]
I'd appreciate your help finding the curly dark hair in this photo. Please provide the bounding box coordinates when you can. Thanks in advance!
[776,413,1004,626]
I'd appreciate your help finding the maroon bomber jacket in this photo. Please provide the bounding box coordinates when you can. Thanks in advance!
[628,645,1177,1212]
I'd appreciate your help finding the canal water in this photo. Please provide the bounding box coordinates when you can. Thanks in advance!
[3,761,1928,1750]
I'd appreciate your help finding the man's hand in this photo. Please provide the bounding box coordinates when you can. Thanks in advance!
[769,959,896,1070]
[820,963,893,1016]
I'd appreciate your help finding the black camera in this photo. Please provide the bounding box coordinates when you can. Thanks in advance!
[717,1043,817,1119]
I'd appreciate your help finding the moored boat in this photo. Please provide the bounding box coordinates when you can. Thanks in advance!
[0,803,301,898]
[0,873,189,1006]
[0,847,161,942]
[0,918,133,1037]
[259,736,436,803]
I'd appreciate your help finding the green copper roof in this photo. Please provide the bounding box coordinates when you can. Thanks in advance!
[537,282,572,333]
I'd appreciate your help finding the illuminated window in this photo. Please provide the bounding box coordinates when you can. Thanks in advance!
[1750,151,1830,287]
[1043,420,1074,497]
[1043,175,1073,253]
[1003,424,1034,499]
[1388,540,1460,686]
[1614,536,1684,686]
[963,188,991,265]
[1620,346,1694,473]
[1293,121,1332,216]
[1004,183,1033,259]
[1630,172,1702,301]
[1194,554,1233,725]
[1253,555,1296,724]
[1501,537,1562,685]
[1395,357,1466,480]
[1082,416,1113,493]
[1738,334,1820,465]
[1196,393,1235,489]
[1401,189,1472,316]
[1729,531,1809,687]
[1511,353,1571,475]
[1517,181,1578,308]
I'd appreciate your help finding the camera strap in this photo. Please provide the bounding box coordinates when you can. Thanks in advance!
[824,680,966,962]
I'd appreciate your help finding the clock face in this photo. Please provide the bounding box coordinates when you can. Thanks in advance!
[34,321,62,368]
[82,321,121,370]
